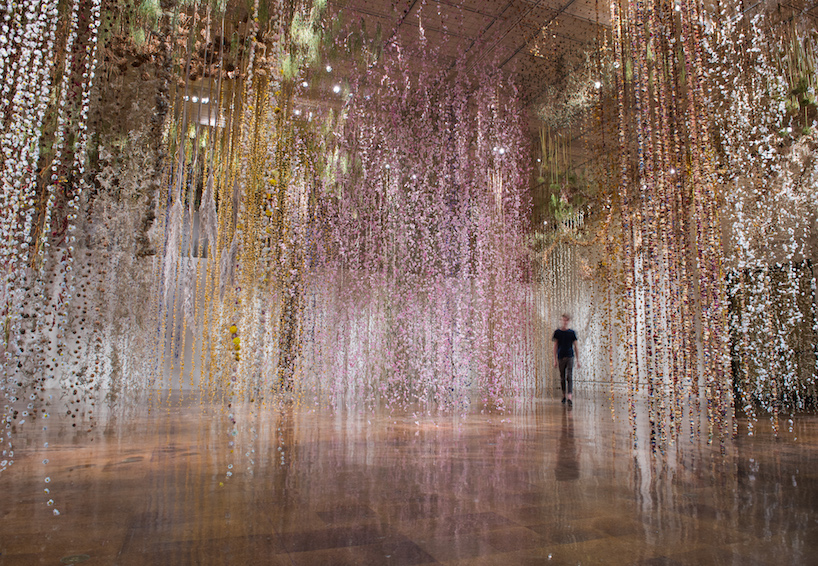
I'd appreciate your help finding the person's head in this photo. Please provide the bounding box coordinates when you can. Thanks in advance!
[560,314,570,329]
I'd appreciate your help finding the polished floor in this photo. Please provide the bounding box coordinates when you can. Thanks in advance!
[1,393,817,565]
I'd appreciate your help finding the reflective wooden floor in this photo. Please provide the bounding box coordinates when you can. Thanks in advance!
[1,393,817,565]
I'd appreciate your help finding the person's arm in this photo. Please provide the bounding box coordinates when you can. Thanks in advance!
[553,339,558,367]
[573,339,580,368]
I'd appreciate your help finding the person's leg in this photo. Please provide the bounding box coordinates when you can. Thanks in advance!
[565,357,573,403]
[559,357,568,402]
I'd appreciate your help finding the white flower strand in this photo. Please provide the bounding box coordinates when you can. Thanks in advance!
[0,0,61,474]
[61,0,101,320]
[703,11,818,422]
[38,0,81,272]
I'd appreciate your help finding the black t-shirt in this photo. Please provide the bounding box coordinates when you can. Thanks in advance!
[552,329,577,359]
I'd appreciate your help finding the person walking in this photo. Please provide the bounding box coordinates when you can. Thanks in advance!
[553,314,579,406]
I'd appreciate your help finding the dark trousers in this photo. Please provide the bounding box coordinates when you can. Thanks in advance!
[558,357,573,395]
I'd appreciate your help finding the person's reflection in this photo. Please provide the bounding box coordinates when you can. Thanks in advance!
[555,406,579,481]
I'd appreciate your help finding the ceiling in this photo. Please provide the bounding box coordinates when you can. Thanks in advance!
[315,0,613,220]
[311,0,814,185]
[330,0,818,112]
[334,0,610,106]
